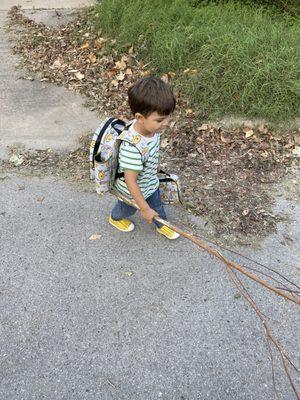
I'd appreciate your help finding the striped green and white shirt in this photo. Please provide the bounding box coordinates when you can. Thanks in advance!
[114,127,160,199]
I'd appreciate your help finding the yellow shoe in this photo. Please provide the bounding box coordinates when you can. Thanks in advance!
[109,216,135,232]
[156,225,180,240]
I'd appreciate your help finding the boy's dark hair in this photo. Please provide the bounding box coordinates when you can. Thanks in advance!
[128,77,176,117]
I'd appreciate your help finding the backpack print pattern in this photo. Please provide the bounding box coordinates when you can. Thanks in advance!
[90,118,150,195]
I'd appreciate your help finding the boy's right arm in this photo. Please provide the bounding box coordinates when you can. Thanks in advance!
[124,170,158,224]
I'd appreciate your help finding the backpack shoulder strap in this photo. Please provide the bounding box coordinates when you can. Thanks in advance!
[93,118,114,160]
[117,129,150,162]
[93,118,126,160]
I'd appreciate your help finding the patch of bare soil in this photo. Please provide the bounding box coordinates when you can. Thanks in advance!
[3,6,299,240]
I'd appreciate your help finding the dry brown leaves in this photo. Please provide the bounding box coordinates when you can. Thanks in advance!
[7,6,145,118]
[161,121,298,236]
[6,6,299,239]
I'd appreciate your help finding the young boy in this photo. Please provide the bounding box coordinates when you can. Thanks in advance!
[109,76,180,240]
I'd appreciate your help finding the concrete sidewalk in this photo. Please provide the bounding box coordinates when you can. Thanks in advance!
[0,0,98,160]
[0,0,93,10]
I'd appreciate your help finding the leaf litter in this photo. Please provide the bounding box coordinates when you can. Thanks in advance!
[2,6,299,242]
[89,234,101,240]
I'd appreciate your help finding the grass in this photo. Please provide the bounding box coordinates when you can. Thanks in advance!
[90,0,299,123]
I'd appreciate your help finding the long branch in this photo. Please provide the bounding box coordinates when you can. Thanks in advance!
[110,190,300,306]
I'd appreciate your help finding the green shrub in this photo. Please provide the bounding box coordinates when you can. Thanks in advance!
[94,0,299,122]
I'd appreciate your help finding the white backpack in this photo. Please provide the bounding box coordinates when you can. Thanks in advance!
[89,118,150,195]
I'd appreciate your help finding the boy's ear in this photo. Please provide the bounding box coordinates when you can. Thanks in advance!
[135,112,145,121]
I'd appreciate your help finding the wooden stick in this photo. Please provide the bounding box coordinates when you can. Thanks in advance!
[110,190,300,306]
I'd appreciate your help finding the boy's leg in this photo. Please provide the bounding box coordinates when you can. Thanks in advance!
[146,189,180,239]
[111,199,137,221]
[146,189,167,228]
[110,199,136,232]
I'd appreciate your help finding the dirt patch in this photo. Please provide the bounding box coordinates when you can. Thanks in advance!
[4,5,299,242]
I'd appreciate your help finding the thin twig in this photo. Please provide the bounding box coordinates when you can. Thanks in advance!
[110,190,300,306]
[275,287,300,295]
[265,338,281,400]
[239,264,298,299]
[226,269,300,399]
[227,268,281,399]
[189,231,300,291]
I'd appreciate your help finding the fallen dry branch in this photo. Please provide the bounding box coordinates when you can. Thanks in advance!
[110,189,300,399]
[110,189,300,306]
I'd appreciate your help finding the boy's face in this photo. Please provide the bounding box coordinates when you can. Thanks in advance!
[136,111,170,136]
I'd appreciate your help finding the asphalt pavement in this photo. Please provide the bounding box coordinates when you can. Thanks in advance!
[0,174,299,400]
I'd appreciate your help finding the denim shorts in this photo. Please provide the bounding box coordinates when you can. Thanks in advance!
[111,188,166,228]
